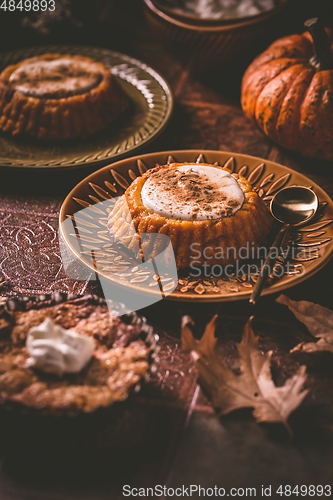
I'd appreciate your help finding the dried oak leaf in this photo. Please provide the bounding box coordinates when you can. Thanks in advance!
[181,315,308,436]
[277,294,333,353]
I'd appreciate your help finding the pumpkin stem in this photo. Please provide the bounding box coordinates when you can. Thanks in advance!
[305,18,333,71]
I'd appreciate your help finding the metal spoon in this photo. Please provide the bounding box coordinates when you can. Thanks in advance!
[249,186,318,306]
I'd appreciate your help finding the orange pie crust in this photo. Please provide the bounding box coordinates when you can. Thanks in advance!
[107,163,273,270]
[0,53,129,140]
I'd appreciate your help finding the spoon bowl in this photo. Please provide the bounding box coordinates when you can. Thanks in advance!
[270,186,319,226]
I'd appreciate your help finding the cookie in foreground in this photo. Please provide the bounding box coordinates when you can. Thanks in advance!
[0,294,157,416]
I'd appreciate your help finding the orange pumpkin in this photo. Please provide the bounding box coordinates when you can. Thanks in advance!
[241,18,333,161]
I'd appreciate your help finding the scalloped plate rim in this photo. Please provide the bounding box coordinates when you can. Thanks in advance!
[59,149,333,302]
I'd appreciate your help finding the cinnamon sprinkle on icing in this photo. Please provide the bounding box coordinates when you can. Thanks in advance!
[141,164,244,221]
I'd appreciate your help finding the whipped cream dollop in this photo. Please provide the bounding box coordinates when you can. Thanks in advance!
[141,164,244,221]
[26,318,95,376]
[9,57,103,98]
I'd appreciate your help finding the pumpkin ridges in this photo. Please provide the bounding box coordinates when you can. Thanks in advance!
[318,70,333,158]
[299,71,326,157]
[299,70,333,159]
[275,67,314,149]
[241,58,303,122]
[255,65,308,139]
[241,23,333,161]
[319,70,333,144]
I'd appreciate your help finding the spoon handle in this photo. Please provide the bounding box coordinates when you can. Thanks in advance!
[249,225,290,306]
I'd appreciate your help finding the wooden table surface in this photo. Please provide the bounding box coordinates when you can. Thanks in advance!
[0,1,333,499]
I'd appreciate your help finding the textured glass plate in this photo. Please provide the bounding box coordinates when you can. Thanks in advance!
[0,46,173,169]
[60,150,333,303]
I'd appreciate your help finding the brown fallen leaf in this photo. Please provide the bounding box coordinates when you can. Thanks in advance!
[276,294,333,353]
[181,315,308,437]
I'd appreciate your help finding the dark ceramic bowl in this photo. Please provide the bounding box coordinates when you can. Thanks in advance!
[143,0,290,66]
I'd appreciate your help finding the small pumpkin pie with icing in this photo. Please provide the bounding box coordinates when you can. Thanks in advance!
[107,162,273,270]
[0,53,129,140]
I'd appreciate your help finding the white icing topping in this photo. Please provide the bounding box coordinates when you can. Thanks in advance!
[141,164,244,220]
[9,57,103,98]
[26,318,95,376]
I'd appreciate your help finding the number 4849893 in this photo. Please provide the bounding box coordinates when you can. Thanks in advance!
[276,485,332,496]
[0,0,55,11]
